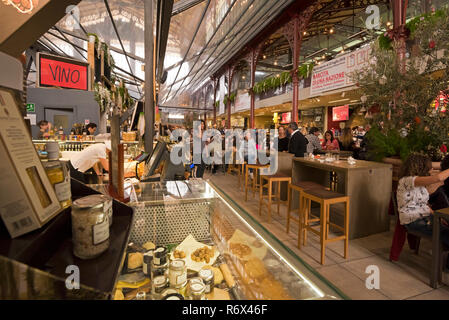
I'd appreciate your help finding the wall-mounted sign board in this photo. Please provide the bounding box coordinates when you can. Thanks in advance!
[37,52,89,91]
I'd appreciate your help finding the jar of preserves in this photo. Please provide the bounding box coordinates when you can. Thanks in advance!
[151,246,168,280]
[80,194,113,226]
[198,268,214,294]
[153,246,168,265]
[162,293,184,300]
[188,279,206,300]
[143,250,154,277]
[71,195,109,259]
[152,275,169,297]
[43,160,71,210]
[174,281,188,297]
[169,259,187,287]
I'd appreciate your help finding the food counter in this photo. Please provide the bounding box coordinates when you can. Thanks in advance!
[88,180,346,300]
[292,157,393,239]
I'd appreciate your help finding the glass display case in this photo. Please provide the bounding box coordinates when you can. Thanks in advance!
[89,180,347,300]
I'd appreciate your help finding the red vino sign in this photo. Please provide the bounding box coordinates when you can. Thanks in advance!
[38,53,89,91]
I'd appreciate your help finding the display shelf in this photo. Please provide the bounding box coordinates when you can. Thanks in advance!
[0,179,134,297]
[88,180,347,300]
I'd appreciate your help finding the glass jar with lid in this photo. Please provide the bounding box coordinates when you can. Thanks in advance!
[169,259,187,287]
[198,268,214,294]
[43,160,71,210]
[151,246,169,280]
[71,195,109,259]
[152,275,169,298]
[187,278,206,300]
[85,194,113,227]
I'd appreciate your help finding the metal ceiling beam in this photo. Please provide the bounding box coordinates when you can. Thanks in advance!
[41,35,70,58]
[164,0,211,100]
[54,27,145,63]
[163,0,239,101]
[52,27,87,60]
[156,0,174,82]
[172,0,206,16]
[103,0,141,96]
[257,62,290,71]
[182,0,290,96]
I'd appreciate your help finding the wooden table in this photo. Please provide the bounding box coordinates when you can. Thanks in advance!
[431,208,449,288]
[292,157,393,239]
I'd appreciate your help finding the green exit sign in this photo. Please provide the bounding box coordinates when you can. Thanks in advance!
[26,103,35,112]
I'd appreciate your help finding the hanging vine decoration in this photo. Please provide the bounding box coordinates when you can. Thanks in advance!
[251,62,313,95]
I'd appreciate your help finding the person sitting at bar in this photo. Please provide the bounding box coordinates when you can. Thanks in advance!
[37,120,52,139]
[287,122,308,157]
[69,141,111,184]
[86,123,97,135]
[397,153,449,266]
[322,130,340,151]
[339,127,358,157]
[277,126,289,152]
[305,127,322,155]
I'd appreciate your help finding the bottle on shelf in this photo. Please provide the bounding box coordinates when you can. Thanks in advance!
[59,126,64,141]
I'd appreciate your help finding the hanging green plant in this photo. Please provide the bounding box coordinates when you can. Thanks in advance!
[280,71,292,86]
[94,82,112,113]
[215,101,219,108]
[378,33,393,50]
[101,42,115,70]
[223,95,228,106]
[298,63,314,79]
[229,92,236,103]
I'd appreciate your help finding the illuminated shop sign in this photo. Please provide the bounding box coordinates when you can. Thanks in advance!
[332,105,349,121]
[37,53,89,91]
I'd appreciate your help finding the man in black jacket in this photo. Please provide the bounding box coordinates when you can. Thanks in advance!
[287,122,308,157]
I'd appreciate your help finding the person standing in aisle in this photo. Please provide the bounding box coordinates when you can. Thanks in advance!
[305,127,322,155]
[277,126,289,152]
[287,122,308,157]
[69,141,111,184]
[86,123,97,135]
[195,120,207,178]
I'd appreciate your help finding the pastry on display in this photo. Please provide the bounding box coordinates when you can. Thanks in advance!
[257,277,292,300]
[173,250,186,259]
[127,252,144,269]
[230,243,252,258]
[142,241,156,251]
[191,246,215,263]
[244,258,267,280]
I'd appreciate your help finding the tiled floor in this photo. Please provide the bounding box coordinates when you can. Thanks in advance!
[206,171,449,300]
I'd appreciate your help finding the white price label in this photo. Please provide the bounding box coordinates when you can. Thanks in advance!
[54,181,71,201]
[92,219,109,245]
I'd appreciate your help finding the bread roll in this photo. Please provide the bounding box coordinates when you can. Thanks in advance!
[127,252,143,269]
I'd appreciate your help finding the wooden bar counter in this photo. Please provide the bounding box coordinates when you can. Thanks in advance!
[292,157,393,239]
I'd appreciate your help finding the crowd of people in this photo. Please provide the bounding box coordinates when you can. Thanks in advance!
[277,123,371,159]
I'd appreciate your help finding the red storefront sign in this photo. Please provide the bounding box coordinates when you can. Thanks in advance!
[281,112,291,124]
[38,53,89,91]
[332,105,349,121]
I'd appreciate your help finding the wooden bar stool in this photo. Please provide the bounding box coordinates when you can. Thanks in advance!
[259,174,291,222]
[245,163,270,201]
[286,181,325,248]
[238,162,247,189]
[301,188,349,265]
